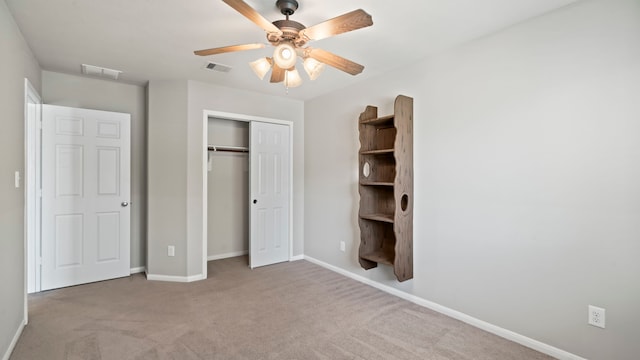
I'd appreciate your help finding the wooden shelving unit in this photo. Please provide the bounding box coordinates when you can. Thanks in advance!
[358,95,413,282]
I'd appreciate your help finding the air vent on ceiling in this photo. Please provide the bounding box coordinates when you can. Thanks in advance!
[204,62,232,73]
[81,64,122,80]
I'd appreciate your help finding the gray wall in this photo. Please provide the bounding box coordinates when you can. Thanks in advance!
[186,80,305,277]
[0,0,41,357]
[207,119,249,257]
[41,71,147,269]
[147,80,304,278]
[147,80,189,276]
[303,0,640,359]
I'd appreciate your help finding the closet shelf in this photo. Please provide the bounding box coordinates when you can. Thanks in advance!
[207,145,249,153]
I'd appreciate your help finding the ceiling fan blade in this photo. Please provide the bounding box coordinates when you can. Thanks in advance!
[270,64,285,83]
[194,43,265,56]
[222,0,282,35]
[300,9,373,41]
[306,48,364,75]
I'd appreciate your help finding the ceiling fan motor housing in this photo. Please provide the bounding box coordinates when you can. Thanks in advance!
[270,0,306,45]
[270,19,307,46]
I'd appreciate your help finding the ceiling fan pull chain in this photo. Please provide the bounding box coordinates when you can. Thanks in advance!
[285,71,289,94]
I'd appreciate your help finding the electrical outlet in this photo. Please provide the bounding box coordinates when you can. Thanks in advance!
[588,305,605,328]
[340,241,346,252]
[168,245,175,257]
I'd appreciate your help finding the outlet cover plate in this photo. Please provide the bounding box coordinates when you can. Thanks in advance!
[588,305,605,328]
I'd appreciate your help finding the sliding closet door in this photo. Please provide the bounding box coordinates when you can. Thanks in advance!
[249,121,290,268]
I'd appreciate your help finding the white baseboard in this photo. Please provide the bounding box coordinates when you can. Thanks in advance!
[2,318,25,360]
[303,256,586,360]
[145,272,205,283]
[207,250,248,261]
[289,254,304,261]
[130,266,146,274]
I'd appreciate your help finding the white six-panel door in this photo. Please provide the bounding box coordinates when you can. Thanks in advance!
[41,105,130,290]
[249,121,290,268]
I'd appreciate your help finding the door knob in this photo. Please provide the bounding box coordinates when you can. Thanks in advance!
[121,201,129,207]
[253,199,257,204]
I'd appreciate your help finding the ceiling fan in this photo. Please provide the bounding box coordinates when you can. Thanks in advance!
[194,0,373,88]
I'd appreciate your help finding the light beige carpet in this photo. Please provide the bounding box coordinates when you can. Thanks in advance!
[11,257,553,359]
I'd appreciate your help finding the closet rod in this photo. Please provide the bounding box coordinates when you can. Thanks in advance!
[207,145,249,153]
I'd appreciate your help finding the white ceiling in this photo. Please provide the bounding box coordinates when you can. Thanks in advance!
[6,0,579,100]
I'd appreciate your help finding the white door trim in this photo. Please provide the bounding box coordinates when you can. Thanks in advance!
[201,110,294,275]
[24,78,41,323]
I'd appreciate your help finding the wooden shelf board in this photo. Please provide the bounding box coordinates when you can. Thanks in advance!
[360,181,394,187]
[360,213,394,223]
[360,149,394,155]
[360,250,394,266]
[360,114,394,126]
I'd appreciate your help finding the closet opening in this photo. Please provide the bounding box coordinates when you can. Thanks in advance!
[207,118,250,262]
[202,110,294,274]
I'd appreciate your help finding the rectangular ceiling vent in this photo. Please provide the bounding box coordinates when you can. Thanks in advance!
[204,62,232,73]
[81,64,122,80]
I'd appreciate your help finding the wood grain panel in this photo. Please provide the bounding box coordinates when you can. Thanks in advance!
[222,0,282,35]
[194,43,265,56]
[270,64,285,83]
[300,9,373,42]
[392,95,414,282]
[307,48,365,75]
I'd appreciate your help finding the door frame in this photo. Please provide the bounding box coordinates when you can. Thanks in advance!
[23,78,42,300]
[24,78,42,321]
[201,110,294,276]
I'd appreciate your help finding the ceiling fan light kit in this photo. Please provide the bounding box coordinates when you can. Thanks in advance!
[249,57,272,80]
[303,57,325,80]
[195,0,373,89]
[284,68,303,88]
[273,42,297,69]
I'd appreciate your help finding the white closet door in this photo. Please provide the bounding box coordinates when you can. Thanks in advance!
[41,105,131,290]
[249,121,290,268]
